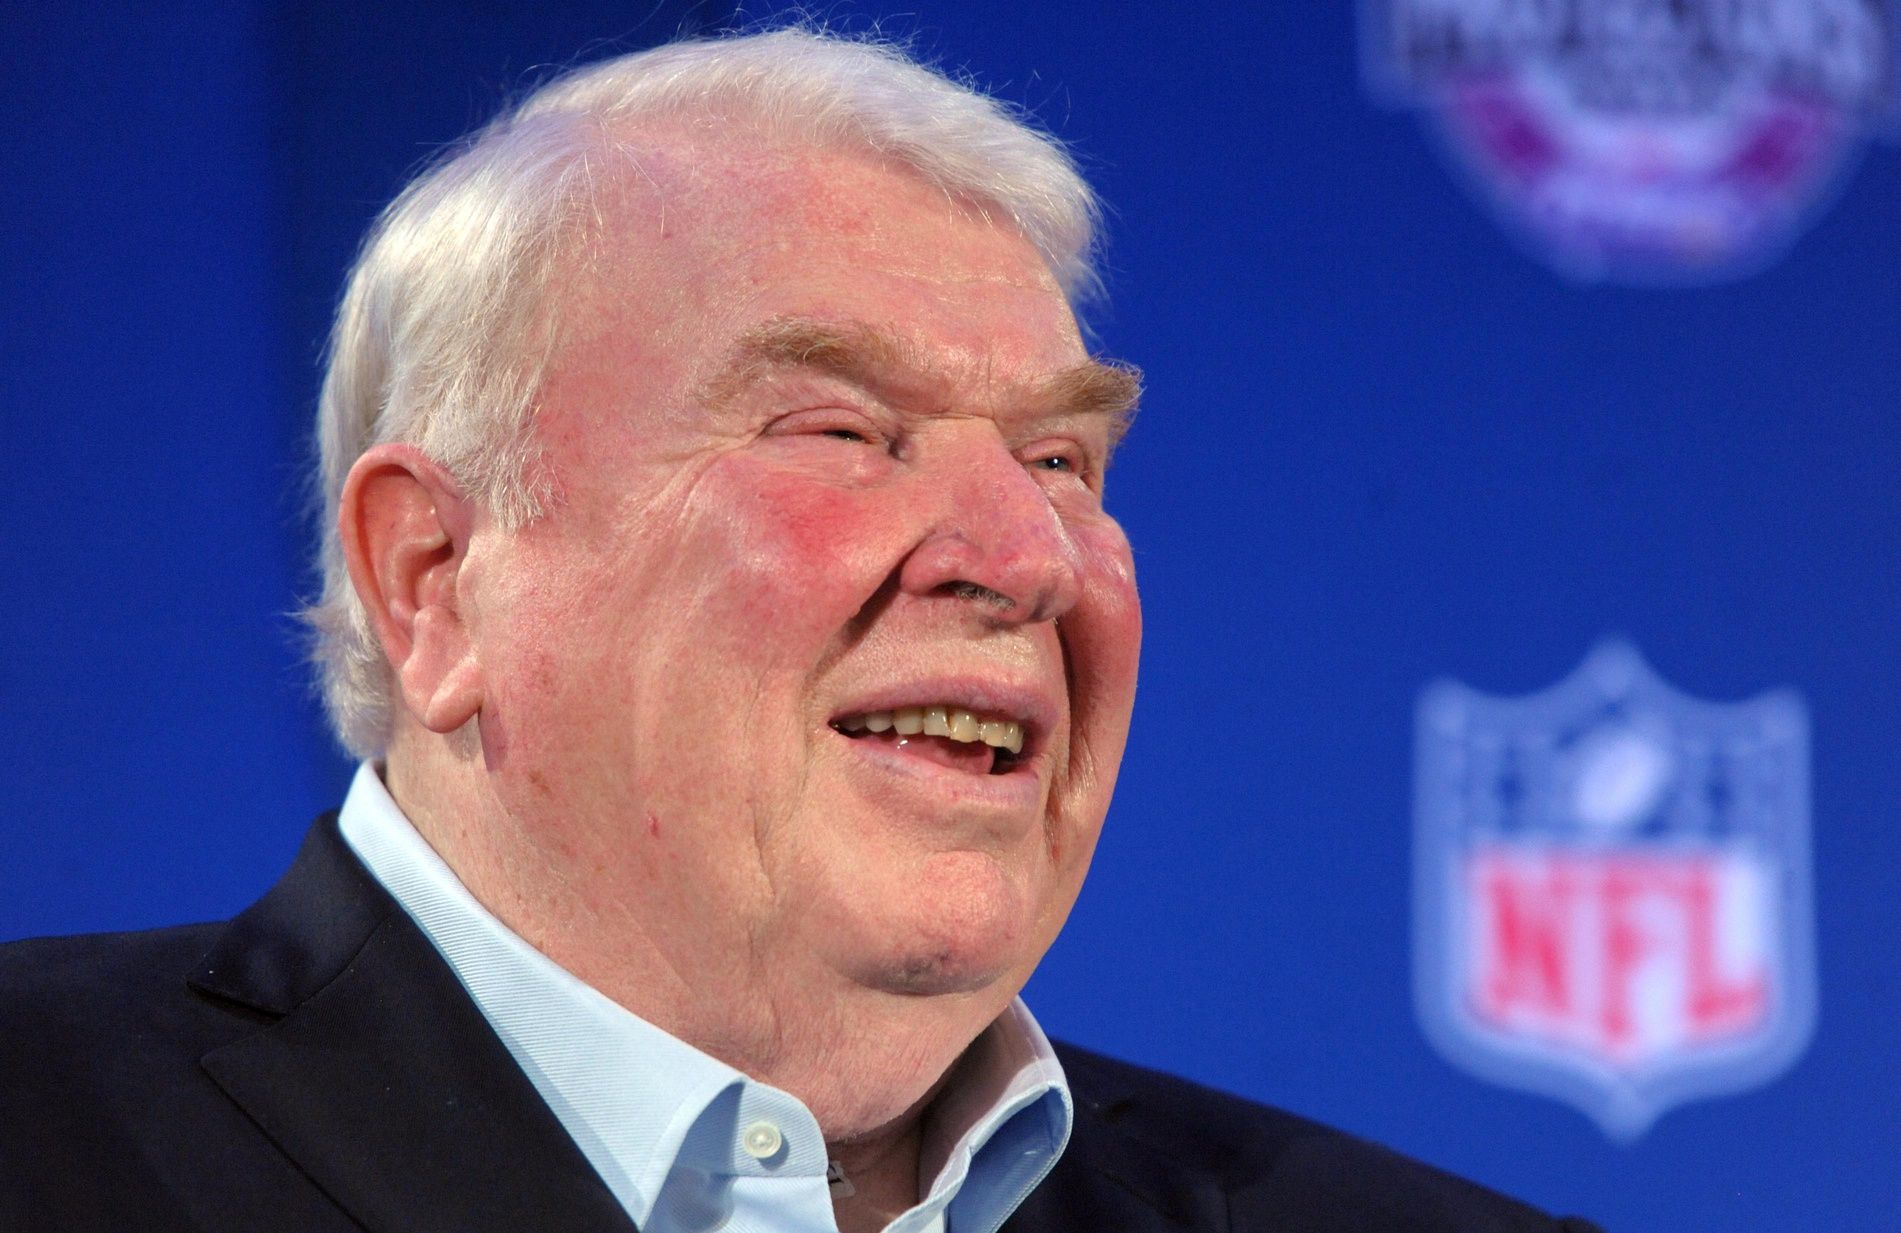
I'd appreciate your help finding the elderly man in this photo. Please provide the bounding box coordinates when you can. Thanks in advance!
[0,28,1595,1233]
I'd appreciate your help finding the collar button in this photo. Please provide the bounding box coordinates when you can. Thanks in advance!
[741,1120,783,1160]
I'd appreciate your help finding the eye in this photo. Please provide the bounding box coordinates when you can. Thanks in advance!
[1022,443,1091,479]
[763,409,889,448]
[1019,439,1103,496]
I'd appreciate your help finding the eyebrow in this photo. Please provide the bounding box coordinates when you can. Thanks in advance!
[701,316,1144,451]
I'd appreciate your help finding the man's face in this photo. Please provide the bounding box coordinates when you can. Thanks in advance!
[458,134,1140,1014]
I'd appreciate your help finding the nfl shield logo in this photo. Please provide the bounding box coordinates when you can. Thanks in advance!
[1413,643,1816,1139]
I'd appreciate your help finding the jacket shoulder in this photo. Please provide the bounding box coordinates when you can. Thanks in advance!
[0,923,245,1091]
[0,923,225,1017]
[1053,1042,1599,1233]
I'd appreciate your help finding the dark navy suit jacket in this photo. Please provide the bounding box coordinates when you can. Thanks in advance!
[0,818,1600,1232]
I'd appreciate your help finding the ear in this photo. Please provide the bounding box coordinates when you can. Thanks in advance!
[338,443,484,735]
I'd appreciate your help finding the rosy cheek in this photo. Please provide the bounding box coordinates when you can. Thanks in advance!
[698,464,898,626]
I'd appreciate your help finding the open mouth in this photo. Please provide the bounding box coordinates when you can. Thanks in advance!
[830,706,1028,776]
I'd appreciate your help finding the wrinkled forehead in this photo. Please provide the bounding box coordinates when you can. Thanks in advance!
[526,124,1094,447]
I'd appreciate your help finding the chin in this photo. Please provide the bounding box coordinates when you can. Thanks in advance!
[813,851,1041,995]
[867,945,1010,997]
[841,867,1035,998]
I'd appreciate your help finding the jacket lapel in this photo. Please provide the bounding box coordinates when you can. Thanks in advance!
[190,817,636,1233]
[1002,1072,1227,1232]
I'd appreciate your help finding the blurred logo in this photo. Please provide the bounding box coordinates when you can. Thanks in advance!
[1413,643,1815,1139]
[1363,0,1896,282]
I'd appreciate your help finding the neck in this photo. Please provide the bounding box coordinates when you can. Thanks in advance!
[828,1113,927,1233]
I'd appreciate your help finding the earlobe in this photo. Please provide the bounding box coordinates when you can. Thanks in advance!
[338,444,485,734]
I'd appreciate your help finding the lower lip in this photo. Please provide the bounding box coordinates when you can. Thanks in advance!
[831,729,1044,814]
[846,729,1001,773]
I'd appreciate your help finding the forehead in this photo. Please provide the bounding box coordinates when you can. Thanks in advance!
[567,126,1088,381]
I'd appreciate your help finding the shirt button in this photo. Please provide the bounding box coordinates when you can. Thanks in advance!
[741,1120,783,1160]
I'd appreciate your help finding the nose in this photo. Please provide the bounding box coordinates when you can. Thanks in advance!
[896,431,1085,624]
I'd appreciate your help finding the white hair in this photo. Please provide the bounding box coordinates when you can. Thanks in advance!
[305,26,1104,757]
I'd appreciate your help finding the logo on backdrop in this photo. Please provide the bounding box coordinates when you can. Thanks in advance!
[1412,643,1815,1140]
[1362,0,1897,283]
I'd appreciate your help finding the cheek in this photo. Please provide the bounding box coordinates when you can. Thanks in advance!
[686,463,902,641]
[1067,520,1142,710]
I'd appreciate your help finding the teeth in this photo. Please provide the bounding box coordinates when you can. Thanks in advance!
[837,706,1026,755]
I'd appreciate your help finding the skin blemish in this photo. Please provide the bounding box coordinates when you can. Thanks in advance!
[647,811,662,839]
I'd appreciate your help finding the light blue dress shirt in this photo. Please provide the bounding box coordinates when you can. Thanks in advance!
[337,763,1072,1233]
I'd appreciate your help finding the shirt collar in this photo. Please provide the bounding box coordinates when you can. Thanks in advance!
[336,762,1071,1233]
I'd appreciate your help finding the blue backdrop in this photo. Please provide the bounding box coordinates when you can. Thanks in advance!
[5,3,1896,1229]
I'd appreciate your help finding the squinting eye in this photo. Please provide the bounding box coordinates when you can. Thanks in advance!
[1030,454,1076,472]
[822,428,869,443]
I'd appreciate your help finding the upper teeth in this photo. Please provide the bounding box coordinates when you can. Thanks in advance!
[837,706,1025,755]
